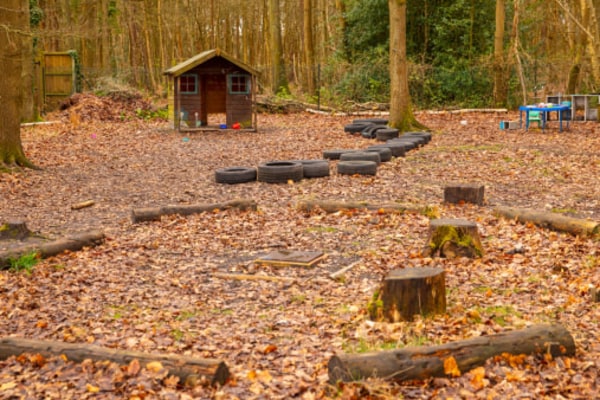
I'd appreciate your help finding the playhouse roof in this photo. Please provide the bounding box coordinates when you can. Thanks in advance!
[163,48,259,77]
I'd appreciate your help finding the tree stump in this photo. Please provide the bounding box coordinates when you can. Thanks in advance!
[369,267,446,322]
[444,183,484,205]
[0,220,31,240]
[423,218,483,258]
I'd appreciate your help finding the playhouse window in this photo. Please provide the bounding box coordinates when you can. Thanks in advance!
[228,74,250,94]
[180,74,197,94]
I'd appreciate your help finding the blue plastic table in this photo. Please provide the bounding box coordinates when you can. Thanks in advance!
[519,105,570,132]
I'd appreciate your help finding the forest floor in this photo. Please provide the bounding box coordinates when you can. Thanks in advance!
[0,95,599,399]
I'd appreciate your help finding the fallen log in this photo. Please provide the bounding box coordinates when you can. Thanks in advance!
[297,199,420,214]
[0,337,229,387]
[328,324,575,383]
[0,230,105,269]
[494,206,600,237]
[131,199,258,223]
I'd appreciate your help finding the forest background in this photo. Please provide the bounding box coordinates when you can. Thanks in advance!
[24,0,600,119]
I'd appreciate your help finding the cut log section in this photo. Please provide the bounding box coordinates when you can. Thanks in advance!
[328,324,575,383]
[0,337,229,387]
[0,220,31,240]
[423,218,483,258]
[296,199,420,214]
[444,184,484,205]
[494,206,600,237]
[131,199,258,223]
[370,267,446,322]
[0,230,105,269]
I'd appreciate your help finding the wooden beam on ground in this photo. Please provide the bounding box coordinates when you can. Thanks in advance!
[70,200,95,210]
[131,199,258,223]
[297,199,419,214]
[0,230,105,269]
[328,324,575,383]
[213,272,296,283]
[0,337,229,387]
[494,206,600,237]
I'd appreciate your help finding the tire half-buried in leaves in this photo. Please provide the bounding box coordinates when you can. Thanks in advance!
[215,167,257,184]
[291,159,330,178]
[337,160,378,175]
[257,161,304,183]
[340,151,381,165]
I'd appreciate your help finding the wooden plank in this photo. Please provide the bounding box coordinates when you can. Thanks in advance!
[254,250,326,267]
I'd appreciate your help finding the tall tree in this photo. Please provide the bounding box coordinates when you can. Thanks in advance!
[0,0,35,168]
[493,0,507,106]
[303,0,316,95]
[388,0,424,130]
[268,0,288,94]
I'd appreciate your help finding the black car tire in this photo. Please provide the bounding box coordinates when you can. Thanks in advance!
[337,160,378,175]
[323,149,357,160]
[376,128,400,141]
[340,151,381,165]
[215,167,257,184]
[257,161,304,183]
[292,159,330,178]
[365,147,392,162]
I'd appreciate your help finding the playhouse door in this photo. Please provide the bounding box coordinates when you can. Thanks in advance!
[201,74,226,125]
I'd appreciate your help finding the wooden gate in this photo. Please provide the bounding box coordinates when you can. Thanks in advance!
[43,52,76,110]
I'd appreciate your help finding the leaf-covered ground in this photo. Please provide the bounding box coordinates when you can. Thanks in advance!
[1,101,599,399]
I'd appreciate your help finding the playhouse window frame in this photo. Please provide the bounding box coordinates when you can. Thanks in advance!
[179,74,198,94]
[228,73,250,95]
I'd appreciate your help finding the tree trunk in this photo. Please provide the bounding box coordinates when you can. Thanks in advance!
[493,0,507,107]
[0,337,229,387]
[0,0,35,169]
[388,0,426,131]
[328,324,575,383]
[268,0,288,94]
[494,206,600,237]
[303,0,316,95]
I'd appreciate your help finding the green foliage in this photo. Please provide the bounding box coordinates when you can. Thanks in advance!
[29,0,44,28]
[8,252,40,274]
[68,50,83,93]
[337,0,499,108]
[135,107,168,121]
[342,0,389,61]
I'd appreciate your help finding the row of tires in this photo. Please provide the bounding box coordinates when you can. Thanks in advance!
[215,122,432,184]
[215,158,384,184]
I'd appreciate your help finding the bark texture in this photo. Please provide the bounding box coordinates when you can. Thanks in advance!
[371,267,446,322]
[131,199,258,223]
[0,337,229,387]
[329,324,575,383]
[494,206,600,237]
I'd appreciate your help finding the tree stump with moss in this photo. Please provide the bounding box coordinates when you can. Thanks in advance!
[0,220,31,241]
[444,183,484,205]
[369,267,446,322]
[423,219,483,258]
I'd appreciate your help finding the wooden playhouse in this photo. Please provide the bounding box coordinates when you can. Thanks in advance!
[164,49,259,131]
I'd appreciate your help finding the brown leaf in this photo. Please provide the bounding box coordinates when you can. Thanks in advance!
[127,359,141,376]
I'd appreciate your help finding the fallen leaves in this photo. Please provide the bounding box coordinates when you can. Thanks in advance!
[0,110,599,398]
